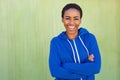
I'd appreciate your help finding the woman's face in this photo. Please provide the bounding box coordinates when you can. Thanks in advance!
[62,8,81,35]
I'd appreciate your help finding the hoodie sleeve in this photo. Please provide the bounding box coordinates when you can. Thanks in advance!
[49,38,84,79]
[63,34,101,75]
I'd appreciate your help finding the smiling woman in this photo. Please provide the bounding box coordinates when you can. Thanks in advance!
[49,3,101,80]
[62,8,81,39]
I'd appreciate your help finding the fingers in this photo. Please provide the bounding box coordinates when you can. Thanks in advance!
[88,54,94,61]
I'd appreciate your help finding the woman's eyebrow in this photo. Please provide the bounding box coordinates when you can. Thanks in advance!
[65,16,70,18]
[64,16,80,18]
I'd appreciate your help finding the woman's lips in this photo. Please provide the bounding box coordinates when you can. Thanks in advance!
[68,26,76,30]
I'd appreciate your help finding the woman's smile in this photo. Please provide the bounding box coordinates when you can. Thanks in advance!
[68,26,76,30]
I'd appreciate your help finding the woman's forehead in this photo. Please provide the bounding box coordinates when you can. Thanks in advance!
[64,8,80,16]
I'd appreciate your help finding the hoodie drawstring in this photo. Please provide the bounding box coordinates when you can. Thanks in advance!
[67,36,89,63]
[67,36,89,80]
[67,36,90,63]
[67,39,77,63]
[73,39,81,63]
[79,36,89,56]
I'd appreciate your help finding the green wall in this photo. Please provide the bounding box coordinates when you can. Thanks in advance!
[0,0,120,80]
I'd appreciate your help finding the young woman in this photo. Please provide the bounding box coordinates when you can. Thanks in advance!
[49,3,101,80]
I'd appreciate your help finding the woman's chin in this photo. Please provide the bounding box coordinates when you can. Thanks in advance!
[67,30,77,34]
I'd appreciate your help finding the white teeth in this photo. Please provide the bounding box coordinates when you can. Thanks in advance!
[68,26,75,30]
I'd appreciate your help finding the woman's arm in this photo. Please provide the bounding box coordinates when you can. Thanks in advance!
[49,38,84,79]
[63,35,101,75]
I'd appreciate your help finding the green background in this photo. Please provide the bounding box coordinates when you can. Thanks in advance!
[0,0,120,80]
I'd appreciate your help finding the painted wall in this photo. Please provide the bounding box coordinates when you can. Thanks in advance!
[0,0,120,80]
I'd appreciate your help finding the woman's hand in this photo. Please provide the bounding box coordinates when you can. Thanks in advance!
[88,54,94,61]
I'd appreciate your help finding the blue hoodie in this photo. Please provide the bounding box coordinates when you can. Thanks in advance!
[49,28,101,80]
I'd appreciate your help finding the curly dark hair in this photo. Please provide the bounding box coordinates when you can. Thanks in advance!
[61,3,83,18]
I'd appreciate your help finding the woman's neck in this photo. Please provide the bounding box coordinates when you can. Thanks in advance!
[66,32,78,40]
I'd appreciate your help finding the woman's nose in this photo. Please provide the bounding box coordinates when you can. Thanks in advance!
[69,20,74,25]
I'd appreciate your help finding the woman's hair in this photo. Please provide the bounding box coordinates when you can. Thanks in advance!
[61,3,83,18]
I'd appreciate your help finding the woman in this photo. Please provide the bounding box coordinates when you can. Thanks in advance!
[49,3,101,80]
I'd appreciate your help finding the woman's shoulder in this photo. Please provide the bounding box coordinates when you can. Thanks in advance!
[80,28,97,44]
[50,36,58,43]
[84,33,97,42]
[50,31,67,42]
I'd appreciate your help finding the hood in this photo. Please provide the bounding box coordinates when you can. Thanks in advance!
[58,27,89,40]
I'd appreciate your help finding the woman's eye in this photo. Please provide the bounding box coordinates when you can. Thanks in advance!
[65,18,70,20]
[74,18,79,20]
